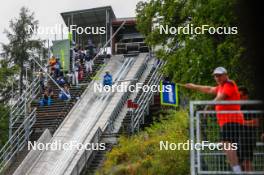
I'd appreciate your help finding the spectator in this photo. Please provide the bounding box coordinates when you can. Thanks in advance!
[39,89,51,106]
[238,87,263,171]
[71,48,77,72]
[86,39,95,57]
[78,63,84,81]
[77,48,84,64]
[46,85,54,99]
[93,47,97,57]
[59,84,71,101]
[73,60,80,87]
[54,59,61,78]
[66,72,73,85]
[74,48,80,62]
[163,76,170,84]
[184,67,244,174]
[39,72,45,92]
[103,50,107,58]
[238,87,258,171]
[102,50,108,64]
[103,71,112,86]
[81,48,86,63]
[56,75,66,87]
[49,56,56,71]
[85,50,93,74]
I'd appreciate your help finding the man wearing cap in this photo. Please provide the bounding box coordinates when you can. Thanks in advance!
[184,67,245,173]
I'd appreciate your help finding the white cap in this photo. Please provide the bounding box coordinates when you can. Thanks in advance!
[213,67,227,75]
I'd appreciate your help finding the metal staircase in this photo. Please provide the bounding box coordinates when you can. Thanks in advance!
[9,76,41,136]
[1,52,164,175]
[0,108,36,174]
[30,56,105,140]
[0,55,105,175]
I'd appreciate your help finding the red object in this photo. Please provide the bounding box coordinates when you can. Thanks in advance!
[78,67,83,80]
[127,100,133,108]
[133,103,139,109]
[127,99,139,109]
[215,80,244,127]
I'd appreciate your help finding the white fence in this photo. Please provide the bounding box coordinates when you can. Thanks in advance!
[190,100,264,175]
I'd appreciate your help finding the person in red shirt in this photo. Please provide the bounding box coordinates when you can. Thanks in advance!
[184,67,244,174]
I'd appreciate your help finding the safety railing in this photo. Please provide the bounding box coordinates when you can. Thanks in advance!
[100,55,136,132]
[35,55,136,175]
[9,76,40,136]
[69,127,103,175]
[23,53,151,175]
[190,100,264,175]
[63,53,150,175]
[103,53,150,132]
[0,108,36,173]
[130,60,165,133]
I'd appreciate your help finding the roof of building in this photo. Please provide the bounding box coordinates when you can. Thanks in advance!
[112,17,136,26]
[61,6,116,28]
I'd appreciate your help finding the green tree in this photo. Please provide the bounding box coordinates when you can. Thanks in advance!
[0,104,10,148]
[2,7,45,95]
[0,59,18,103]
[0,50,18,149]
[136,0,253,99]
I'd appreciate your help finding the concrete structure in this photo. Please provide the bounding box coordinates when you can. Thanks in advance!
[15,53,151,175]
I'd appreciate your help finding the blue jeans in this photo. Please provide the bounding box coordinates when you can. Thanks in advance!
[39,97,52,106]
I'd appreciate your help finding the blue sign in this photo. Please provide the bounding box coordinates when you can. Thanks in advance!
[160,82,178,107]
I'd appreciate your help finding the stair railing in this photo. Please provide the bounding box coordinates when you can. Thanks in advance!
[131,60,165,133]
[0,108,36,173]
[9,76,40,137]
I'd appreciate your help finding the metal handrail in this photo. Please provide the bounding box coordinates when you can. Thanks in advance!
[190,100,263,105]
[134,60,163,107]
[48,20,129,137]
[131,61,164,131]
[103,54,157,133]
[59,57,135,174]
[11,81,40,120]
[103,54,149,131]
[132,76,161,129]
[9,76,40,137]
[27,56,135,175]
[67,54,150,175]
[22,53,148,174]
[10,76,40,113]
[69,127,103,175]
[135,60,164,109]
[0,108,36,173]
